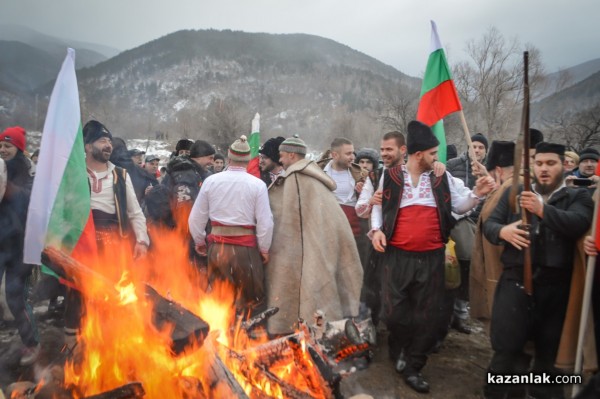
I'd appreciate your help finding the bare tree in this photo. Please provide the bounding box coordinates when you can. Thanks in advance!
[544,105,600,150]
[453,27,546,141]
[375,92,418,133]
[204,97,249,149]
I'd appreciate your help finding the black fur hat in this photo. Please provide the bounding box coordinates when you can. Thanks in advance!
[259,136,286,164]
[83,120,112,145]
[189,140,215,158]
[536,142,565,157]
[175,139,194,153]
[486,140,515,171]
[407,121,439,154]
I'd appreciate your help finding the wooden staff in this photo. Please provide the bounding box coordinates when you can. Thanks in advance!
[458,110,488,176]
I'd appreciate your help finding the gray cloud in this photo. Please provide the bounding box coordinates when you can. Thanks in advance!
[2,0,598,76]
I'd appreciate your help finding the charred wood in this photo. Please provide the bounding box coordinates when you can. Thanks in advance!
[144,284,209,354]
[82,382,145,399]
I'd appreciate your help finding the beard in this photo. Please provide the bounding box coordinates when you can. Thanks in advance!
[260,160,276,173]
[418,157,434,172]
[535,172,564,195]
[91,145,111,163]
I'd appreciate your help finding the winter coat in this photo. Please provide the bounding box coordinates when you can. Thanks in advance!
[0,152,33,264]
[483,184,593,271]
[144,156,211,228]
[266,159,363,334]
[447,152,478,189]
[110,147,158,204]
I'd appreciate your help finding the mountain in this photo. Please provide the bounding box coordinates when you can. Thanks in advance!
[0,24,119,64]
[71,29,420,147]
[535,57,600,100]
[532,69,600,123]
[0,41,59,93]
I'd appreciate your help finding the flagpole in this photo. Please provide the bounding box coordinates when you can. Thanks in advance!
[572,188,599,397]
[458,110,488,176]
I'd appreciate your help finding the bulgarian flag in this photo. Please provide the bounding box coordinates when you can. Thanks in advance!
[24,48,97,268]
[247,112,261,177]
[416,20,462,164]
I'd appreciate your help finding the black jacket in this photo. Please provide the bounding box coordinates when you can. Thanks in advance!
[447,152,479,189]
[162,156,211,206]
[0,152,33,263]
[483,185,593,272]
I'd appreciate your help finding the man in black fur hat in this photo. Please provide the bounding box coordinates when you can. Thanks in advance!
[370,121,494,393]
[482,142,592,399]
[259,136,285,186]
[470,140,516,329]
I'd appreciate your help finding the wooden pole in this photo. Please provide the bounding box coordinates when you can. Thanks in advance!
[458,110,488,176]
[572,188,599,397]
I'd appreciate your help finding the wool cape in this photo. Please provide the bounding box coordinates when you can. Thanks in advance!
[266,158,363,334]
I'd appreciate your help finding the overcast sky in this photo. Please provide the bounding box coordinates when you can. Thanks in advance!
[2,0,598,76]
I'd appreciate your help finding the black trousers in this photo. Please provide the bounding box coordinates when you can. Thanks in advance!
[485,266,571,398]
[382,246,445,375]
[0,255,38,347]
[360,247,384,324]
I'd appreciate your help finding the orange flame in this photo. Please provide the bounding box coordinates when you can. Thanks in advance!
[61,216,332,398]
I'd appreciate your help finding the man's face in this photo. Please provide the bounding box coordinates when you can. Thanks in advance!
[358,158,374,172]
[144,160,159,173]
[0,142,18,161]
[193,154,214,168]
[131,154,143,166]
[332,144,355,169]
[213,159,225,172]
[534,152,565,194]
[579,158,597,177]
[417,147,439,172]
[87,137,112,163]
[472,141,486,162]
[178,149,191,157]
[259,154,278,173]
[279,151,300,170]
[380,138,405,168]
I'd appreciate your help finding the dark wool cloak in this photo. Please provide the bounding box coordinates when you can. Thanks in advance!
[266,159,363,334]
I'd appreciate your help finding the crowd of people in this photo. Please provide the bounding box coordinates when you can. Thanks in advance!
[1,119,599,398]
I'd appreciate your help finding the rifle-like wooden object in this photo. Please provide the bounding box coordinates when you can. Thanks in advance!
[509,51,533,295]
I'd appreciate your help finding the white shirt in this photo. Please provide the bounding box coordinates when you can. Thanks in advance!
[371,165,481,231]
[323,161,357,206]
[87,162,150,245]
[355,177,375,218]
[188,167,274,253]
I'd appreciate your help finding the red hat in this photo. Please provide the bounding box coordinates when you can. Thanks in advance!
[0,126,26,152]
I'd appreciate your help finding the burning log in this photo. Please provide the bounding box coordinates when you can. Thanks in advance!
[82,383,145,399]
[41,247,210,354]
[144,285,209,354]
[240,307,279,332]
[200,334,250,399]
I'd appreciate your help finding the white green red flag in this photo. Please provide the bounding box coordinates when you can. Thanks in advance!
[247,113,261,177]
[24,48,97,268]
[416,20,462,164]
